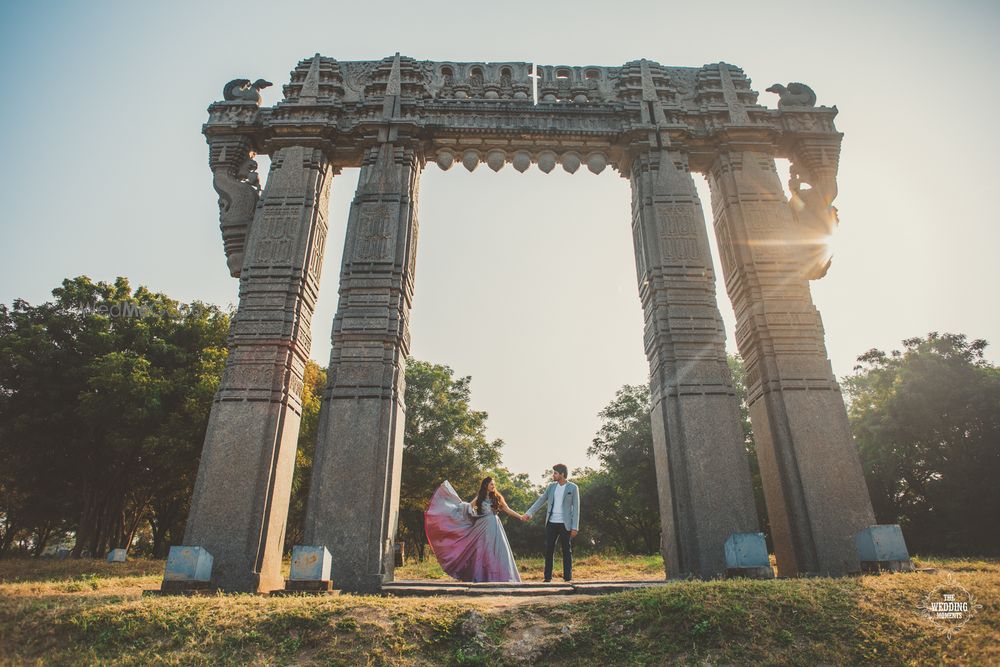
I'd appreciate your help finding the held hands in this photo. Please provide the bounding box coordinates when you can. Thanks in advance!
[521,513,531,522]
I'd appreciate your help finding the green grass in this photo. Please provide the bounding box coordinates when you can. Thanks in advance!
[0,555,996,665]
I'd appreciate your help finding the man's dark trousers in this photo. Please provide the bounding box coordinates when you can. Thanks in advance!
[544,522,572,581]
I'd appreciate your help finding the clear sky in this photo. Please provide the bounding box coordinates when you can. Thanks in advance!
[2,1,998,480]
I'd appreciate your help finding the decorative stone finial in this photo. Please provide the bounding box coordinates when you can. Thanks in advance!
[223,78,273,105]
[765,82,817,108]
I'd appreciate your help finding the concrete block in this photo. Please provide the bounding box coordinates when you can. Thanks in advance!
[163,546,213,582]
[725,532,769,567]
[290,546,332,581]
[725,532,774,578]
[856,525,914,573]
[107,548,127,563]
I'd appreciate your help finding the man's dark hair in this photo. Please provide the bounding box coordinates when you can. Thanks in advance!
[553,463,568,478]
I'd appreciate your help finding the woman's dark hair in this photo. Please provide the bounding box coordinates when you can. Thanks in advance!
[474,476,502,514]
[553,463,568,478]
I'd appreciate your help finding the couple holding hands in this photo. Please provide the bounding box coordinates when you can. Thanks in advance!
[424,464,581,583]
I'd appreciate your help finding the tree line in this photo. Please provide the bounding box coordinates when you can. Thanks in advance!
[1,277,997,558]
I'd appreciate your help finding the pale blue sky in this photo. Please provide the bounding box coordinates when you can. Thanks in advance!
[2,1,998,478]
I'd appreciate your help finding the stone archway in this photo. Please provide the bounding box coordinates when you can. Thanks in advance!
[172,54,896,593]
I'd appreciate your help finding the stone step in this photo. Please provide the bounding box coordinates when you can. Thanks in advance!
[381,579,671,597]
[384,585,576,597]
[385,580,575,589]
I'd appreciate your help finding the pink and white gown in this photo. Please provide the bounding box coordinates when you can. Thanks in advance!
[424,481,521,583]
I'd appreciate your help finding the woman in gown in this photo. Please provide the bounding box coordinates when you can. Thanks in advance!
[424,477,523,583]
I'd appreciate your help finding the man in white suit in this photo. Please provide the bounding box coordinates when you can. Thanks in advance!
[523,463,581,582]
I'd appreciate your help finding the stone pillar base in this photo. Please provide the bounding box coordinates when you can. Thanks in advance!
[726,566,775,579]
[156,580,218,595]
[724,532,774,579]
[855,525,913,575]
[859,560,916,575]
[281,580,338,593]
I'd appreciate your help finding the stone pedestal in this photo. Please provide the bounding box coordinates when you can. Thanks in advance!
[160,546,214,593]
[707,151,877,576]
[179,146,334,592]
[284,545,336,592]
[856,525,914,574]
[724,532,774,578]
[304,142,421,593]
[629,149,760,578]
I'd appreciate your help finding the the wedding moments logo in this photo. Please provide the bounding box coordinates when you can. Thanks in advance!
[916,573,983,636]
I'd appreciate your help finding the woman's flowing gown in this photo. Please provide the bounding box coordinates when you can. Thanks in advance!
[424,481,521,583]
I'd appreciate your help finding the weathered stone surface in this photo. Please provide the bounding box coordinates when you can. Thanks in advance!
[724,532,774,578]
[304,56,420,594]
[707,151,877,576]
[856,524,914,573]
[180,145,334,593]
[630,148,761,579]
[623,59,760,579]
[281,580,337,592]
[289,545,332,581]
[106,548,127,563]
[184,53,903,592]
[163,546,213,582]
[303,140,419,593]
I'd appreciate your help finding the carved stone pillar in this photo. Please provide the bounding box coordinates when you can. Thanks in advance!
[304,141,420,593]
[630,149,760,578]
[182,145,334,592]
[707,150,875,576]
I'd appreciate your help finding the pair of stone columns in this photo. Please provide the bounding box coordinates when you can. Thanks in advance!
[630,147,875,578]
[182,141,418,592]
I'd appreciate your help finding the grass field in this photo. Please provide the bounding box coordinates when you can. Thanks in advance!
[0,554,996,665]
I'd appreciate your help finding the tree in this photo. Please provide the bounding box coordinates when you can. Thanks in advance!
[284,360,326,553]
[585,385,661,554]
[844,333,1000,555]
[0,276,229,558]
[580,360,767,555]
[397,359,504,560]
[728,355,770,545]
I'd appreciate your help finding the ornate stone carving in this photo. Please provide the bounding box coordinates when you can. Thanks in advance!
[282,54,346,103]
[223,78,273,105]
[766,82,817,108]
[785,133,843,280]
[425,62,532,101]
[193,53,890,592]
[209,139,260,277]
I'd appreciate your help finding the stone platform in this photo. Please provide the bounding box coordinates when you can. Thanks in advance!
[381,580,671,597]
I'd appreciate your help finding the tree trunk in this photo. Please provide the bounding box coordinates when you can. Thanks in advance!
[150,516,166,559]
[0,518,21,556]
[32,524,54,557]
[122,495,150,551]
[71,490,98,558]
